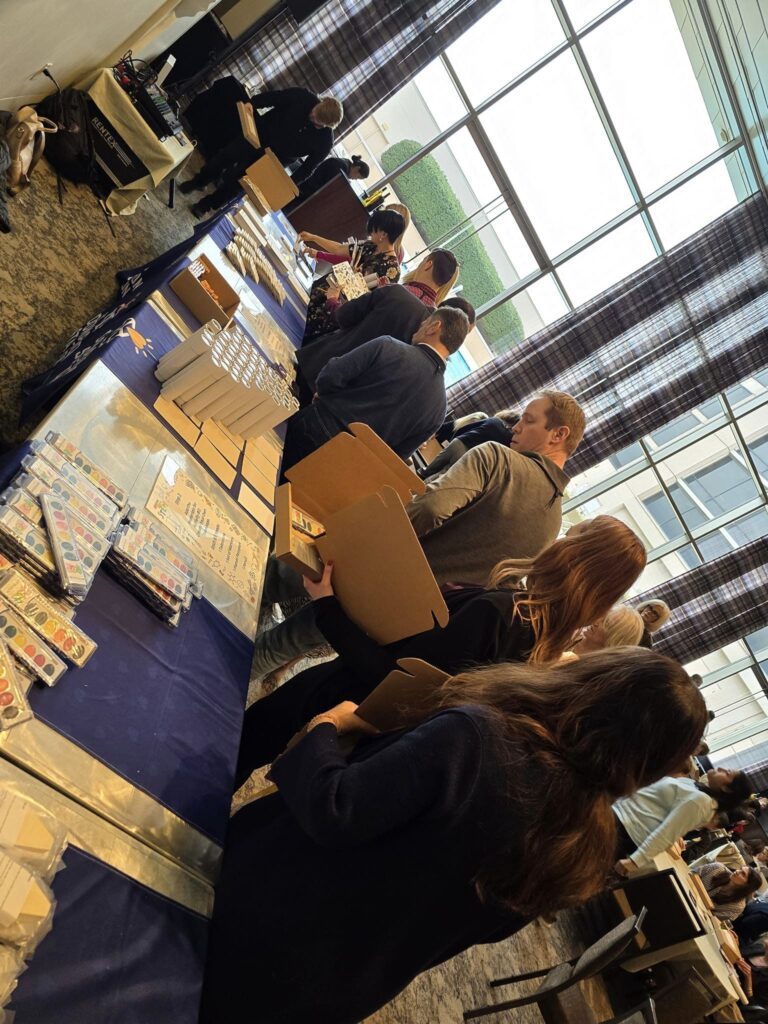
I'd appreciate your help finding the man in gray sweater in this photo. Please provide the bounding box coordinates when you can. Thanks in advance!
[407,390,585,584]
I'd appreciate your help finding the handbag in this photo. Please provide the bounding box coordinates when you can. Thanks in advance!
[5,105,58,195]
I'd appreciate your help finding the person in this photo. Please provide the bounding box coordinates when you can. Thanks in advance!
[635,598,671,648]
[567,604,645,656]
[407,391,586,585]
[199,649,707,1024]
[281,306,468,473]
[690,862,762,922]
[295,249,460,399]
[386,202,411,263]
[243,514,647,756]
[613,766,753,873]
[301,208,404,339]
[419,409,521,479]
[290,153,370,204]
[181,89,343,217]
[438,295,476,325]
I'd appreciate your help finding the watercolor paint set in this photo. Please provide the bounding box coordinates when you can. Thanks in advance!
[45,432,128,508]
[0,505,59,589]
[0,604,66,686]
[0,639,33,729]
[25,445,120,524]
[106,524,193,624]
[126,509,201,594]
[40,496,98,599]
[0,488,44,528]
[17,473,117,537]
[0,571,96,668]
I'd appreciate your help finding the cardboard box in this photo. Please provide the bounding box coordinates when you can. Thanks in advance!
[243,149,298,212]
[170,255,239,328]
[274,483,324,582]
[239,176,271,217]
[285,422,426,521]
[356,658,449,732]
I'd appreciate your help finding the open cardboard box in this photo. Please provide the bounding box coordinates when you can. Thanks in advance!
[356,658,450,732]
[170,254,239,328]
[243,149,298,212]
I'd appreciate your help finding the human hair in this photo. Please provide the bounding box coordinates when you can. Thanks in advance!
[745,837,767,855]
[494,408,520,428]
[698,771,752,813]
[402,251,460,303]
[385,204,411,260]
[710,866,762,904]
[601,605,645,647]
[367,208,405,244]
[487,515,647,663]
[538,390,586,456]
[635,599,671,631]
[439,295,476,325]
[349,155,370,178]
[313,97,343,128]
[426,307,469,355]
[429,649,707,915]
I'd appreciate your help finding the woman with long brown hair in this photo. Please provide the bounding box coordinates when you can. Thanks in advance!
[234,514,647,782]
[201,649,707,1024]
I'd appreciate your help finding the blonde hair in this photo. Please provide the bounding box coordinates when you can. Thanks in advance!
[636,599,671,632]
[313,97,343,128]
[488,515,647,663]
[601,605,645,647]
[401,251,460,304]
[539,390,586,455]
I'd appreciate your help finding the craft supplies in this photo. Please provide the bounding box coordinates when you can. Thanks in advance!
[40,496,92,598]
[0,641,33,730]
[0,605,66,686]
[329,260,370,300]
[17,472,118,536]
[0,570,96,667]
[24,448,120,525]
[0,789,67,880]
[45,432,128,507]
[0,848,55,953]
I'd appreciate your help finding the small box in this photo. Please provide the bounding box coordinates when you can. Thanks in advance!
[170,255,239,328]
[243,149,298,211]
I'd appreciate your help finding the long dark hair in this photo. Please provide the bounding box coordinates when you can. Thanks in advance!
[697,772,752,813]
[366,208,405,243]
[430,648,707,916]
[710,867,762,904]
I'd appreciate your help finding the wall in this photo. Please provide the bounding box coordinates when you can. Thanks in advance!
[0,0,200,108]
[217,0,278,42]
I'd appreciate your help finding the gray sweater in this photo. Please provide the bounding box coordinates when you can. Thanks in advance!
[407,442,570,585]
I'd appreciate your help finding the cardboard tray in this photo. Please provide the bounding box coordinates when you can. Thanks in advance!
[236,101,261,148]
[356,658,450,732]
[273,483,324,582]
[285,422,426,522]
[170,254,239,328]
[244,149,298,212]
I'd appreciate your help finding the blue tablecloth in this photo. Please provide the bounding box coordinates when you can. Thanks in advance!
[10,845,208,1023]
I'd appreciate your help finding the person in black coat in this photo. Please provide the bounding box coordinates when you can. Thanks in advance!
[199,649,708,1024]
[181,88,343,216]
[288,153,370,208]
[420,410,521,479]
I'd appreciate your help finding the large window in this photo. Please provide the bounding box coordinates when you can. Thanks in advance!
[337,0,760,382]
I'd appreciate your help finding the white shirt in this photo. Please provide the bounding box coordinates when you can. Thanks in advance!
[614,776,717,868]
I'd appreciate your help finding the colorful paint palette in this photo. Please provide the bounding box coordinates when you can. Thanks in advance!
[18,473,115,536]
[112,528,187,598]
[0,571,97,667]
[1,489,43,528]
[0,506,57,576]
[27,446,119,523]
[128,511,197,583]
[46,432,128,507]
[40,496,90,597]
[0,604,66,685]
[0,639,33,729]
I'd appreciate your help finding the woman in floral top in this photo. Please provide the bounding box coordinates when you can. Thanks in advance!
[300,208,404,341]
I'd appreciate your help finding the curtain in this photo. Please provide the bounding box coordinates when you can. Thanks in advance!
[194,0,502,130]
[630,537,768,666]
[448,193,768,477]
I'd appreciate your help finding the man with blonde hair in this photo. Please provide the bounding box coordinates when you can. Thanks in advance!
[183,87,343,216]
[407,390,586,584]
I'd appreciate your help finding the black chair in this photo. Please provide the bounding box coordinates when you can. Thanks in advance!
[463,909,647,1021]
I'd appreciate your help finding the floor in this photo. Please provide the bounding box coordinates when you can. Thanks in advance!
[2,159,614,1024]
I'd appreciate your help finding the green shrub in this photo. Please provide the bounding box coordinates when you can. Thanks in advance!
[381,139,524,354]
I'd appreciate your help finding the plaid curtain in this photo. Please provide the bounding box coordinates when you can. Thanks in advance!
[448,194,768,476]
[630,538,768,665]
[725,740,768,789]
[194,0,502,131]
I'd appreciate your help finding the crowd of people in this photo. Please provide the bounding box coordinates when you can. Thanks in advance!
[182,84,768,1024]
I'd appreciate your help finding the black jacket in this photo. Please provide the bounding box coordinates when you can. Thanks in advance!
[201,707,529,1024]
[251,87,333,183]
[297,284,431,391]
[236,588,533,777]
[456,416,515,448]
[296,155,351,198]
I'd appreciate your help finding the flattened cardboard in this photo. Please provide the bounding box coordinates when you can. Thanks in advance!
[285,423,426,521]
[246,436,281,469]
[356,658,450,732]
[244,149,299,211]
[242,457,276,503]
[202,419,242,467]
[236,101,261,148]
[238,482,275,535]
[239,177,270,217]
[170,255,239,328]
[274,483,323,580]
[243,444,279,485]
[194,435,237,487]
[153,396,201,447]
[315,486,448,645]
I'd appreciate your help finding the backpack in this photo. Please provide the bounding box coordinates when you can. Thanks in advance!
[5,106,57,195]
[36,87,97,188]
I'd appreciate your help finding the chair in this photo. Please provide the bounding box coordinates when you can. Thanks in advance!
[651,967,720,1024]
[463,909,647,1021]
[604,999,657,1024]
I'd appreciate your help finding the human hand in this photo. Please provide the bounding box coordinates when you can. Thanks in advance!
[307,700,379,736]
[325,282,342,301]
[303,560,334,600]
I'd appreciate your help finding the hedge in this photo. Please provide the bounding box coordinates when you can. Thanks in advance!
[380,139,524,354]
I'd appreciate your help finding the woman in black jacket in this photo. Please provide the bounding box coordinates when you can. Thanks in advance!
[200,649,707,1024]
[235,515,647,782]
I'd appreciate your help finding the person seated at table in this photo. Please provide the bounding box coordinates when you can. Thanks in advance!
[240,514,646,774]
[181,89,343,217]
[613,766,753,875]
[387,202,411,263]
[290,153,370,204]
[281,306,468,474]
[690,862,762,922]
[565,604,645,657]
[635,598,671,648]
[295,249,460,400]
[419,409,521,480]
[300,208,405,339]
[199,649,707,1024]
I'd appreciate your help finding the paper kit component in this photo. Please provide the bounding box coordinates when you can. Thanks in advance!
[0,790,67,877]
[236,100,261,148]
[201,419,242,467]
[45,432,128,507]
[160,352,228,403]
[40,496,90,596]
[194,435,237,488]
[274,484,322,581]
[285,423,426,522]
[329,261,369,301]
[241,457,276,503]
[315,487,448,645]
[0,605,66,686]
[0,641,33,730]
[170,254,239,329]
[17,473,117,536]
[0,849,55,951]
[154,321,221,382]
[356,659,450,732]
[0,570,97,667]
[243,149,298,211]
[152,395,201,447]
[237,482,275,535]
[246,436,281,469]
